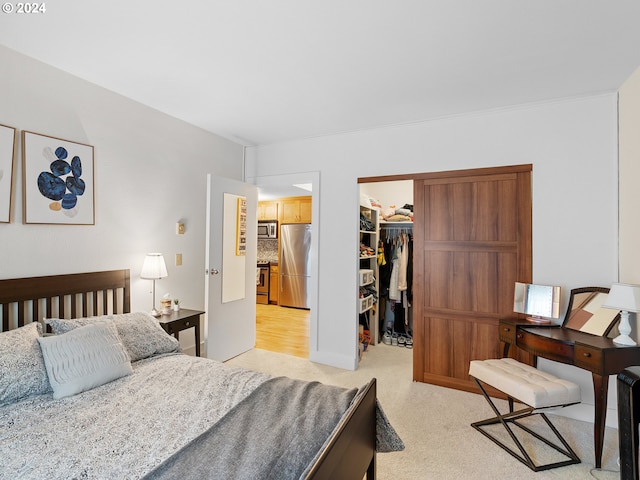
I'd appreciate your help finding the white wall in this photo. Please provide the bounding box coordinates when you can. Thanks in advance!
[620,67,640,286]
[0,46,244,352]
[246,94,620,425]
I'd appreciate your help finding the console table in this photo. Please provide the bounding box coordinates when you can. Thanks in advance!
[499,317,640,469]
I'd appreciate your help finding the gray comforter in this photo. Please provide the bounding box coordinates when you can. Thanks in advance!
[144,377,359,480]
[0,353,403,479]
[1,354,270,479]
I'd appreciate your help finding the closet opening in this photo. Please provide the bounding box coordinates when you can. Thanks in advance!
[358,165,532,389]
[358,177,414,368]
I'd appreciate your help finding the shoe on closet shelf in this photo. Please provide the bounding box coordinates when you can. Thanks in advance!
[391,333,398,346]
[383,331,392,345]
[398,335,406,347]
[405,336,413,349]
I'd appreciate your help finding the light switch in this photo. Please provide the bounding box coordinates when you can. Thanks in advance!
[175,253,182,266]
[176,222,185,235]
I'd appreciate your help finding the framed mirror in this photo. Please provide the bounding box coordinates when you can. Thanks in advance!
[563,286,620,336]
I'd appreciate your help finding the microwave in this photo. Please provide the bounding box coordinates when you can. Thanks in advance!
[258,221,278,239]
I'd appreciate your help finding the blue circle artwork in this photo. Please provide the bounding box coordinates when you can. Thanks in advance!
[37,145,85,211]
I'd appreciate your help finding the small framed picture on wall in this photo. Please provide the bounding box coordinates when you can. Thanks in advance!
[22,131,95,225]
[0,123,17,223]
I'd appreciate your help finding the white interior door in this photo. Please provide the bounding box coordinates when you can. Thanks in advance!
[205,174,258,361]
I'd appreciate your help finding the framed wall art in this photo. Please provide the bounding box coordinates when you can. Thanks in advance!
[0,124,17,223]
[22,131,95,225]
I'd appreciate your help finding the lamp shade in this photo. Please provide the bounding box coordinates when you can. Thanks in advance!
[603,283,640,312]
[140,253,168,280]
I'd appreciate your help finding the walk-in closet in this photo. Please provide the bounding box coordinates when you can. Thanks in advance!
[358,179,414,362]
[361,166,531,392]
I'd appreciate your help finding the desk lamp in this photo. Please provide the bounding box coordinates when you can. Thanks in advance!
[603,283,640,346]
[140,253,168,317]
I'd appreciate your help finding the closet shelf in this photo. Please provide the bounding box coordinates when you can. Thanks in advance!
[359,295,374,313]
[358,203,380,353]
[359,269,374,286]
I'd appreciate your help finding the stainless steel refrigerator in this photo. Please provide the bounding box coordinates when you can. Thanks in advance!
[279,223,312,309]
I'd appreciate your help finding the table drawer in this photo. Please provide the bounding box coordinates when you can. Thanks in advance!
[574,344,603,370]
[163,316,197,335]
[517,329,574,364]
[499,321,517,344]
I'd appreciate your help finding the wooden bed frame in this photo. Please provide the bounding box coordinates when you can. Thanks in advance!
[0,269,377,479]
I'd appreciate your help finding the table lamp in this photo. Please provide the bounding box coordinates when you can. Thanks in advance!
[140,253,168,316]
[603,283,640,346]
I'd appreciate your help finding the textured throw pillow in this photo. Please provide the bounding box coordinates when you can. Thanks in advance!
[48,312,180,362]
[37,323,133,399]
[0,322,51,406]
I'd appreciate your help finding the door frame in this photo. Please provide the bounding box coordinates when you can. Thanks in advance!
[247,171,321,360]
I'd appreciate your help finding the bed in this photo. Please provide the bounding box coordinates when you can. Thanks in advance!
[0,269,403,479]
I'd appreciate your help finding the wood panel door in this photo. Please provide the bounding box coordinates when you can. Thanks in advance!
[412,165,532,392]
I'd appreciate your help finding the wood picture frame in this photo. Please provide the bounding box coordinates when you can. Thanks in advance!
[22,131,95,225]
[563,287,620,336]
[0,124,17,223]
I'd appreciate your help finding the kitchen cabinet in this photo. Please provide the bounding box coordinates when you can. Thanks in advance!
[280,196,312,224]
[258,201,278,221]
[269,264,279,304]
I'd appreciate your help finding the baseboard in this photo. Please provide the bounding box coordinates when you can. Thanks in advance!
[309,349,358,370]
[547,402,619,429]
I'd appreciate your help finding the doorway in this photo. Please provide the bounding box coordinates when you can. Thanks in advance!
[250,171,320,360]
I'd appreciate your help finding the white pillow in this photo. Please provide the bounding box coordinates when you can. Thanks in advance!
[0,322,51,406]
[48,312,180,362]
[37,323,133,399]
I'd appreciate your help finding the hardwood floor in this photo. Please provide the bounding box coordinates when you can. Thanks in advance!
[255,303,309,358]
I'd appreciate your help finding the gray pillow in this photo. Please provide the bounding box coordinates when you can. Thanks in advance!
[48,312,180,362]
[37,323,133,399]
[0,322,51,406]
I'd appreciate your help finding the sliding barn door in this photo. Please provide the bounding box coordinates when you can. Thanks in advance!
[412,165,532,392]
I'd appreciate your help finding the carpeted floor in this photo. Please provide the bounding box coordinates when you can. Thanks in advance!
[225,343,621,480]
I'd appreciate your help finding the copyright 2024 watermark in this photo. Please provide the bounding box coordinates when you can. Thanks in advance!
[2,2,46,13]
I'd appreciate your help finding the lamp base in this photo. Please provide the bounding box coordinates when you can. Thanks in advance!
[614,310,637,346]
[613,334,637,346]
[150,308,161,317]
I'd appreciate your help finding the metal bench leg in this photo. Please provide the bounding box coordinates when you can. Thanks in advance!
[471,377,580,472]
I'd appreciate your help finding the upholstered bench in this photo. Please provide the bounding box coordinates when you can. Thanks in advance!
[469,358,581,472]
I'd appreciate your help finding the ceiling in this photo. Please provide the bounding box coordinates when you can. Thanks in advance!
[1,1,640,146]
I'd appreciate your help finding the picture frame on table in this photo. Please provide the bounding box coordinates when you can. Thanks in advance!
[0,123,17,223]
[22,131,95,225]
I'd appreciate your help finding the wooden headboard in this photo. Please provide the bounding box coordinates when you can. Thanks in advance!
[0,269,130,332]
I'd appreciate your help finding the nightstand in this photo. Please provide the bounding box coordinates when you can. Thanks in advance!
[157,309,205,357]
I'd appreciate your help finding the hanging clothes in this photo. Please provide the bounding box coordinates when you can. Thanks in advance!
[389,245,401,302]
[397,233,409,292]
[379,225,413,336]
